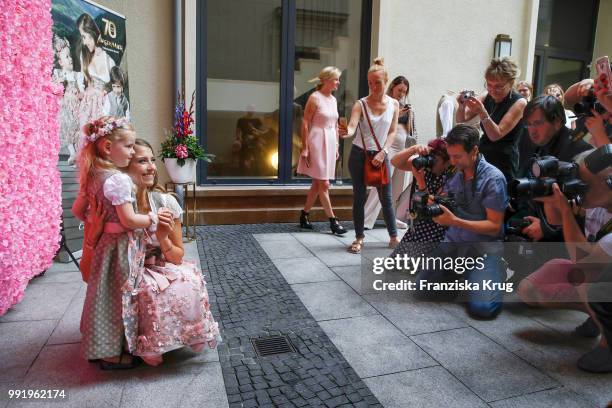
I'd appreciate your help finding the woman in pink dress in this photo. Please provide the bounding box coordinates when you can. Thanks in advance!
[127,139,220,366]
[297,67,347,235]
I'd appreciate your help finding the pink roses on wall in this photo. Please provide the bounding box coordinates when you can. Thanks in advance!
[0,0,62,315]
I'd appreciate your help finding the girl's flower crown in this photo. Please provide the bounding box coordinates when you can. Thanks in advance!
[83,117,131,145]
[53,35,69,53]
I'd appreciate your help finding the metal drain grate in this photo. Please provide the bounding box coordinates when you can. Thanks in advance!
[251,335,296,357]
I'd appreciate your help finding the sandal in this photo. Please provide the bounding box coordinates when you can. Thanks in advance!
[347,239,364,254]
[99,353,141,371]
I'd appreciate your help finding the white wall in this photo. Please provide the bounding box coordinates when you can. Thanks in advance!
[373,0,537,142]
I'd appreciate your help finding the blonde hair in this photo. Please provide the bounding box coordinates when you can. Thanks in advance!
[77,116,135,193]
[543,83,565,101]
[485,57,520,84]
[368,57,388,82]
[308,66,341,90]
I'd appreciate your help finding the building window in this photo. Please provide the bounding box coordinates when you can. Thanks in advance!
[198,0,371,184]
[532,0,599,93]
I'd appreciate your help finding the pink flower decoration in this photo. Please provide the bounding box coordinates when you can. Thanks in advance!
[0,0,62,316]
[175,144,188,159]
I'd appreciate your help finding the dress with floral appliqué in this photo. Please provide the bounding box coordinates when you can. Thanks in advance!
[129,192,220,365]
[80,171,146,360]
[53,69,82,147]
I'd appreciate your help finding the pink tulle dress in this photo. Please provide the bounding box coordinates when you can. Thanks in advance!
[131,192,220,366]
[297,91,339,180]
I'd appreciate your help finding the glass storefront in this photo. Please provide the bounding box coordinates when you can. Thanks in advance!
[532,0,598,94]
[205,0,282,180]
[200,0,369,184]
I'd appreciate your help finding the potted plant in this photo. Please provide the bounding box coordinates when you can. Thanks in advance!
[160,91,214,183]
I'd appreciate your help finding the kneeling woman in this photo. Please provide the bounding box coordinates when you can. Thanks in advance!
[127,139,220,366]
[390,138,453,258]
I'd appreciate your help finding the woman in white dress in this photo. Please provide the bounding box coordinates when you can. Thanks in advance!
[76,13,116,145]
[363,76,417,230]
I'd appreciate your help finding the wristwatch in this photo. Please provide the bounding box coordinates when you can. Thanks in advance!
[382,147,389,156]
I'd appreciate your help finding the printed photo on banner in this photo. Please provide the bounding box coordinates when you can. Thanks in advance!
[51,0,129,160]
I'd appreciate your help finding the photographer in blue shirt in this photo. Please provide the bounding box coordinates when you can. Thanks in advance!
[417,124,509,318]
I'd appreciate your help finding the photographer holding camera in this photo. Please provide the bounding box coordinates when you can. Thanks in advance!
[514,95,592,241]
[456,58,527,183]
[517,145,612,373]
[566,74,612,147]
[389,138,453,257]
[416,124,509,318]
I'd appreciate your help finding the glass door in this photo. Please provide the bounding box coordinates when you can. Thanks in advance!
[204,0,283,182]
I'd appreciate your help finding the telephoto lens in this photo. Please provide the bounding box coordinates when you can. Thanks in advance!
[412,155,435,170]
[530,157,579,178]
[509,177,556,200]
[531,156,559,178]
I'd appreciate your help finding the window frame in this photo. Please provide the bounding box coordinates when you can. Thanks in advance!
[196,0,372,185]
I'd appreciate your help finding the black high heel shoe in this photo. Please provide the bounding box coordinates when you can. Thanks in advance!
[300,210,313,229]
[329,217,347,235]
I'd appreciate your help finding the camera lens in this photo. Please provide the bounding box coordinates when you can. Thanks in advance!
[412,155,434,170]
[509,177,555,200]
[424,204,444,217]
[531,156,558,178]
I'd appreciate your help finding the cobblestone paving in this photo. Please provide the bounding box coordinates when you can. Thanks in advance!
[196,222,382,408]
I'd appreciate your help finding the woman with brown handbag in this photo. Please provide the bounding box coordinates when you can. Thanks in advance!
[338,58,400,254]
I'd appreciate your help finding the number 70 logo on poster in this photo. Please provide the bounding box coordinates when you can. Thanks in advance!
[101,17,116,38]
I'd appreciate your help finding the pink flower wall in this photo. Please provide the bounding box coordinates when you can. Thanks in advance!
[0,0,62,315]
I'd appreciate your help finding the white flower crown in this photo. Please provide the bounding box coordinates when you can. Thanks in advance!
[83,117,131,145]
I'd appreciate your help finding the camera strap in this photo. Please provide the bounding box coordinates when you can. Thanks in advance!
[459,156,480,205]
[358,98,383,152]
[595,217,612,242]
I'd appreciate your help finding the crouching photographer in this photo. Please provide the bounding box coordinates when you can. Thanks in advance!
[415,124,509,319]
[516,145,612,373]
[389,138,454,258]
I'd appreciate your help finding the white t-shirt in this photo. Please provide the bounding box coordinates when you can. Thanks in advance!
[585,207,612,256]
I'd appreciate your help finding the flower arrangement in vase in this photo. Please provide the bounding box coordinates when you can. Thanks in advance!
[160,91,214,183]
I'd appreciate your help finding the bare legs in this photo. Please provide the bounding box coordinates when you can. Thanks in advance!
[303,179,336,218]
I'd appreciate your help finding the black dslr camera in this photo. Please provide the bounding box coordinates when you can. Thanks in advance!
[412,155,435,170]
[411,191,456,218]
[509,156,589,204]
[572,89,609,141]
[505,218,533,243]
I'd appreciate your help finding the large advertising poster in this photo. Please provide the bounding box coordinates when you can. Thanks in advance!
[51,0,129,159]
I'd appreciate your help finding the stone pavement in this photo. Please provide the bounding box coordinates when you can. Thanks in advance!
[1,223,612,408]
[247,224,612,408]
[0,241,228,408]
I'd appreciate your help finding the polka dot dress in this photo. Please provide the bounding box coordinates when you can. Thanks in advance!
[391,168,450,258]
[80,171,136,360]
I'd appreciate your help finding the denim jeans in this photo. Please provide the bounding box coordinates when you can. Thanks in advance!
[416,244,504,318]
[348,144,397,239]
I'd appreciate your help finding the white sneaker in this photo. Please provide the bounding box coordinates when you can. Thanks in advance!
[396,219,408,229]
